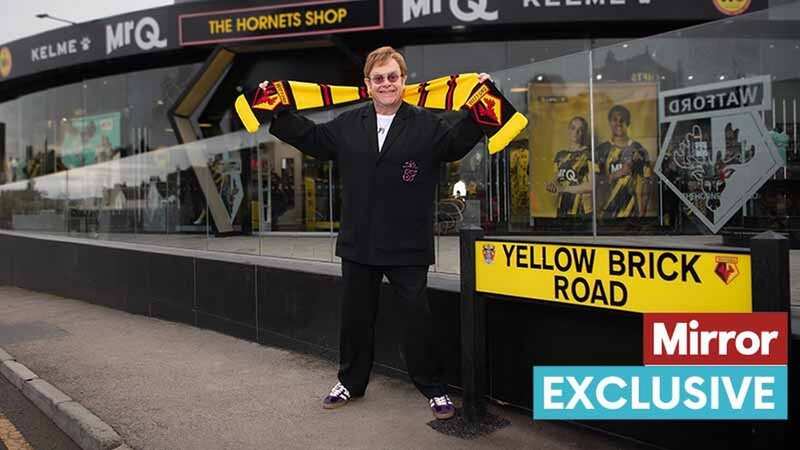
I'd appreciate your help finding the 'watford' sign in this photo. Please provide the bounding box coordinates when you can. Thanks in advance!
[475,240,751,313]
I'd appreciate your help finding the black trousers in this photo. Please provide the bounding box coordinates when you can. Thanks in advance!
[338,259,446,399]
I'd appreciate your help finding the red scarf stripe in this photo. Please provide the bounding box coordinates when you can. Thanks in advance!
[319,84,333,107]
[445,75,459,110]
[417,82,429,107]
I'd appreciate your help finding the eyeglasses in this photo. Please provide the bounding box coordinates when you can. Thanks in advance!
[369,72,402,84]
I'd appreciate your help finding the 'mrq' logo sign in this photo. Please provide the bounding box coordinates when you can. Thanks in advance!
[106,16,167,55]
[403,0,499,23]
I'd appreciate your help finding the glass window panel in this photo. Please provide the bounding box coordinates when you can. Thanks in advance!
[590,3,800,239]
[0,99,20,186]
[496,52,595,234]
[177,131,252,254]
[401,41,594,273]
[259,109,335,262]
[125,64,202,151]
[0,172,67,234]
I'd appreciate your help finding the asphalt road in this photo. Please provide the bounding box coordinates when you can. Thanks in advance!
[0,374,79,450]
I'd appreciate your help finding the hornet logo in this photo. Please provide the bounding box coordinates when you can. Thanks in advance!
[473,93,501,126]
[252,81,289,111]
[714,256,739,285]
[403,0,499,23]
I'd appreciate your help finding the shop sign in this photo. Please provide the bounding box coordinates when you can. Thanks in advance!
[402,0,498,24]
[475,240,751,313]
[655,75,783,233]
[179,0,383,46]
[0,7,176,82]
[387,0,767,28]
[106,16,168,55]
[30,36,92,63]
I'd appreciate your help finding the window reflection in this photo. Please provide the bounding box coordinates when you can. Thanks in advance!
[2,2,800,272]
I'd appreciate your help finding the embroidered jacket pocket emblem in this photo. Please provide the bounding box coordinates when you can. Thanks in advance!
[402,160,419,183]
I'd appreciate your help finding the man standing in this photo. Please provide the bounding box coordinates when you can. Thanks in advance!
[269,46,488,420]
[596,105,653,219]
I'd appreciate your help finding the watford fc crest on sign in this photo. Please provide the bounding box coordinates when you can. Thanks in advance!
[482,244,496,265]
[714,256,739,285]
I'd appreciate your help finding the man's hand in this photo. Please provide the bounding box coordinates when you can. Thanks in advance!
[478,73,491,83]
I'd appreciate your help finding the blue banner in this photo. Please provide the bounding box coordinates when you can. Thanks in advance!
[533,365,787,420]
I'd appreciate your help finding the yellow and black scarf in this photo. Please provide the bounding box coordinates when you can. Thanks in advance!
[235,73,527,154]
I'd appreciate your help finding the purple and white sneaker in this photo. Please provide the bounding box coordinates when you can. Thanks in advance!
[429,395,455,420]
[322,382,351,409]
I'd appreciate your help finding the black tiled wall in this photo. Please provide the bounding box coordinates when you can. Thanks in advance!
[1,234,794,450]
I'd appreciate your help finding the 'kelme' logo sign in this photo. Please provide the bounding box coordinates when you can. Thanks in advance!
[30,37,92,62]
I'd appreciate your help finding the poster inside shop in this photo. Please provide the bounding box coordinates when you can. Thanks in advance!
[528,82,658,221]
[655,75,783,233]
[59,112,121,169]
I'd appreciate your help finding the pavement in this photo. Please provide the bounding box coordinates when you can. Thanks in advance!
[0,286,653,450]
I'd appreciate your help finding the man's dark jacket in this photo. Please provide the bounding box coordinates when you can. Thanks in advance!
[270,101,483,266]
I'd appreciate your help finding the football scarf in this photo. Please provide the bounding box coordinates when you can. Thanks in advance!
[234,73,527,154]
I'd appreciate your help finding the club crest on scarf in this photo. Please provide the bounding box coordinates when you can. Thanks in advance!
[252,81,289,111]
[465,83,502,127]
[474,93,502,126]
[402,160,419,183]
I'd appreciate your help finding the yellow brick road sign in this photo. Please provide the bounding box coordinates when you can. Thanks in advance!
[475,240,751,314]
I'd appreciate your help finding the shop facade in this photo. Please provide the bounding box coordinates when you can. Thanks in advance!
[1,3,799,446]
[0,0,794,271]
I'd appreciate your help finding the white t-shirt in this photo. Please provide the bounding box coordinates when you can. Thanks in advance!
[376,113,395,152]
